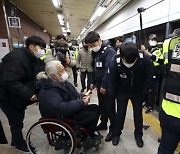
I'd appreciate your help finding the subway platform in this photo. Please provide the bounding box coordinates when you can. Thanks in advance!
[0,81,179,154]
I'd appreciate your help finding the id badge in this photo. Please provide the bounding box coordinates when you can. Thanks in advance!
[96,62,102,68]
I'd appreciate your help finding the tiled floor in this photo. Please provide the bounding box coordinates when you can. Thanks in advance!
[0,79,178,154]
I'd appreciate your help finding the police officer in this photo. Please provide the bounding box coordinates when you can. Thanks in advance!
[157,29,180,154]
[84,31,116,142]
[108,42,152,146]
[141,34,164,113]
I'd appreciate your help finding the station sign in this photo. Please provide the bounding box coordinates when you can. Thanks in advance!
[8,17,21,28]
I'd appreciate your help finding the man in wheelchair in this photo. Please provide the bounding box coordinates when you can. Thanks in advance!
[36,60,102,148]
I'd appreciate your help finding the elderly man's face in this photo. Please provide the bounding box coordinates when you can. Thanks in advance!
[56,63,65,76]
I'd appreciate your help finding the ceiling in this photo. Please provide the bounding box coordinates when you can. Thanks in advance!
[10,0,100,39]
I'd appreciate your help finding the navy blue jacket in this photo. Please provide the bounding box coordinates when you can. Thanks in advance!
[37,79,85,117]
[91,43,116,88]
[107,52,153,97]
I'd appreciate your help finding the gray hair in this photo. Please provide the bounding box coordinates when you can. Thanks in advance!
[45,60,62,79]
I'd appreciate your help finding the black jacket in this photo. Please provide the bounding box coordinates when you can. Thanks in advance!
[37,79,85,117]
[2,47,41,109]
[0,63,9,102]
[108,52,153,97]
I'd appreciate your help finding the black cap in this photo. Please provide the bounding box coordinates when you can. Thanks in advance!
[168,28,180,38]
[149,34,157,40]
[173,28,180,36]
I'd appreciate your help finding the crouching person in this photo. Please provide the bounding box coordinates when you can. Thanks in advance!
[36,60,100,141]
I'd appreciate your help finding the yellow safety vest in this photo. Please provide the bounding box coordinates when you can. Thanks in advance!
[40,48,51,60]
[73,48,78,59]
[152,48,164,66]
[161,36,180,118]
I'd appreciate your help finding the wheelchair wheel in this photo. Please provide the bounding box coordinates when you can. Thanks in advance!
[26,119,76,154]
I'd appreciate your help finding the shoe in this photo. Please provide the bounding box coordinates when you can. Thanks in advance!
[105,132,113,142]
[112,136,120,146]
[93,133,103,140]
[158,137,161,143]
[74,83,78,87]
[15,143,30,153]
[142,102,146,108]
[145,107,153,114]
[96,123,107,131]
[135,136,144,148]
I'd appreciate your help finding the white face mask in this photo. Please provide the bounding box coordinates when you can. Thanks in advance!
[149,40,157,46]
[122,59,137,68]
[59,71,68,82]
[68,43,72,47]
[92,46,101,52]
[34,49,45,58]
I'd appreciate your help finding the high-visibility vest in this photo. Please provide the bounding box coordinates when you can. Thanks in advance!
[151,47,164,66]
[40,48,52,60]
[72,48,78,59]
[161,36,180,118]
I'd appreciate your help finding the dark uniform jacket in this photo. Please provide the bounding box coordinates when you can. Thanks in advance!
[2,47,40,109]
[91,43,116,88]
[37,79,85,117]
[108,52,153,97]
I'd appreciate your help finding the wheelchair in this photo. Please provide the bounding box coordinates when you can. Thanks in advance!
[26,117,102,154]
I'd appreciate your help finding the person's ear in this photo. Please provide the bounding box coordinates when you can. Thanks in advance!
[51,74,58,81]
[29,44,34,50]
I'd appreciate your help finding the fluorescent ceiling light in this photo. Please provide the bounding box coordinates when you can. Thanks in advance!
[90,6,106,22]
[52,0,61,8]
[80,28,87,35]
[61,27,66,33]
[67,22,70,29]
[67,28,71,33]
[57,14,64,25]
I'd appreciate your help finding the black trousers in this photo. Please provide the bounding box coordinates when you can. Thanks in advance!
[114,94,143,137]
[80,71,93,90]
[97,88,115,131]
[158,109,180,154]
[72,66,78,84]
[0,120,8,144]
[66,104,99,136]
[0,101,25,146]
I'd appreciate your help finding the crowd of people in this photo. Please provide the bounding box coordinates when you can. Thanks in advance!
[0,28,180,154]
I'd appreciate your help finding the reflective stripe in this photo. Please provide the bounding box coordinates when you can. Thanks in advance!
[155,56,158,62]
[170,64,180,73]
[165,92,180,103]
[164,52,168,59]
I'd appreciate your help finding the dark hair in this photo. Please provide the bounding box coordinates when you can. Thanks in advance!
[84,31,100,44]
[149,34,157,40]
[25,35,46,48]
[116,37,123,43]
[56,34,66,40]
[120,42,138,63]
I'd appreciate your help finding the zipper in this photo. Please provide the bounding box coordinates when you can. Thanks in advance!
[131,71,133,86]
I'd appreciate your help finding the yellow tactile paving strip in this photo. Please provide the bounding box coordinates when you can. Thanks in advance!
[128,101,180,152]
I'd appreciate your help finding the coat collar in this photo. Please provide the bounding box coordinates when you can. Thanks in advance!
[41,79,69,93]
[24,47,38,62]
